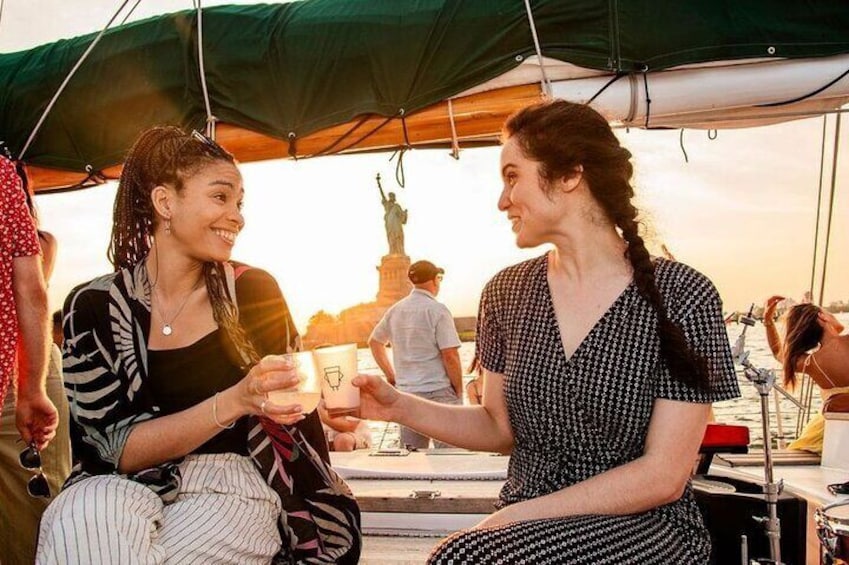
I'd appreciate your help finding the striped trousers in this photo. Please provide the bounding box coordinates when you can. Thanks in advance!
[36,453,282,564]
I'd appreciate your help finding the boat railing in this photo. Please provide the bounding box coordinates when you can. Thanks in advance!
[758,363,816,450]
[771,374,812,449]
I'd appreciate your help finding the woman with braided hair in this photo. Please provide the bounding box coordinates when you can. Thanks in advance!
[37,127,360,564]
[354,100,739,564]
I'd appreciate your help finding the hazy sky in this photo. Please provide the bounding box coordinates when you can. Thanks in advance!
[3,1,848,331]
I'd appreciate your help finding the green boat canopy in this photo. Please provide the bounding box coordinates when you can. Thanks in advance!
[2,0,849,179]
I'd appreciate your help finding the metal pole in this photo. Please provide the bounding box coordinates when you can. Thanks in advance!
[733,317,784,564]
[756,377,782,564]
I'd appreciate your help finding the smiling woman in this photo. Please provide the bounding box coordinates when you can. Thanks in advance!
[353,100,741,565]
[37,126,361,564]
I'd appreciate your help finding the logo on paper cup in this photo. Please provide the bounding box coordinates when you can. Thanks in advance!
[323,366,344,390]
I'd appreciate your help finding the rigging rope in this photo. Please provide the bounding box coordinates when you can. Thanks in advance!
[18,0,134,161]
[119,0,143,26]
[757,66,849,108]
[313,116,371,157]
[798,377,815,438]
[523,0,552,97]
[195,0,217,138]
[328,113,397,156]
[392,113,412,188]
[809,115,828,300]
[786,117,831,438]
[817,112,841,306]
[447,98,460,160]
[585,73,625,106]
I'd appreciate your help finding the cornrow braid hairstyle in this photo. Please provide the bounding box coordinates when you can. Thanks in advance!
[503,100,710,390]
[109,127,234,270]
[109,126,260,368]
[781,304,823,388]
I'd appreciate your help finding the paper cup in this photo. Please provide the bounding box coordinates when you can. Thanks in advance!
[313,344,360,416]
[267,352,321,414]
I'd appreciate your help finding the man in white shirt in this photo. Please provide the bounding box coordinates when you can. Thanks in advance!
[368,260,462,449]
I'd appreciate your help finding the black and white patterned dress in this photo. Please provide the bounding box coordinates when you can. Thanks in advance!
[429,255,740,564]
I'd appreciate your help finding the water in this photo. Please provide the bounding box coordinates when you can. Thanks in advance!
[355,313,848,450]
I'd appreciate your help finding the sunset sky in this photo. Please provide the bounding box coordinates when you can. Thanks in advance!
[4,2,848,332]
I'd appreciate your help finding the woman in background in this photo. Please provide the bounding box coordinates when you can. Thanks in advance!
[764,295,849,453]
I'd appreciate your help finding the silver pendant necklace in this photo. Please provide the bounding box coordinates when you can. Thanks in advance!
[154,284,199,336]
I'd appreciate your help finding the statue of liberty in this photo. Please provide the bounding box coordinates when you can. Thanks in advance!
[376,173,407,255]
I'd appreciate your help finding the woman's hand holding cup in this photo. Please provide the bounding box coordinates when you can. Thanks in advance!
[352,373,402,422]
[239,354,305,425]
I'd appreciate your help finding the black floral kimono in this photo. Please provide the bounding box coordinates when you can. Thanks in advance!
[62,261,361,564]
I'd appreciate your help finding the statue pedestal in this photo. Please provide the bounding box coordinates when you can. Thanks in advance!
[376,254,412,305]
[303,254,412,349]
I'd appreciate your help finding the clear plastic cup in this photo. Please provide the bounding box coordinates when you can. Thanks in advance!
[312,344,360,416]
[267,351,321,414]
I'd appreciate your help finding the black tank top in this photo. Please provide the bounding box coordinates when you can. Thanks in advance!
[148,329,249,455]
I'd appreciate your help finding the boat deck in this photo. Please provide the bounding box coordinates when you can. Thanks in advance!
[332,450,848,564]
[712,455,843,503]
[360,535,441,564]
[332,449,506,563]
[332,449,506,536]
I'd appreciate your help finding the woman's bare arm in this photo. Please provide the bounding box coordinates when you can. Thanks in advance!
[355,368,514,453]
[118,356,302,473]
[763,295,784,360]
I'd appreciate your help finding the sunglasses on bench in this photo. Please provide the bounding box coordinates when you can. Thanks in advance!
[827,481,849,496]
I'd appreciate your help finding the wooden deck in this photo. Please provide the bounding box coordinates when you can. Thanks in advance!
[332,450,506,562]
[333,450,845,563]
[360,535,442,565]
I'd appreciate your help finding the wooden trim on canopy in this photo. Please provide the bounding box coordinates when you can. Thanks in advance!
[30,84,542,194]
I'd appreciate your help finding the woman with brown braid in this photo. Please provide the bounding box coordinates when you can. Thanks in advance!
[354,100,739,564]
[37,127,361,564]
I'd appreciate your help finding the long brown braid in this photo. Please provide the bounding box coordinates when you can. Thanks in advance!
[109,126,260,367]
[503,100,710,390]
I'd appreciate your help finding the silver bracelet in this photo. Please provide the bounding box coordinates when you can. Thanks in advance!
[212,392,235,429]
